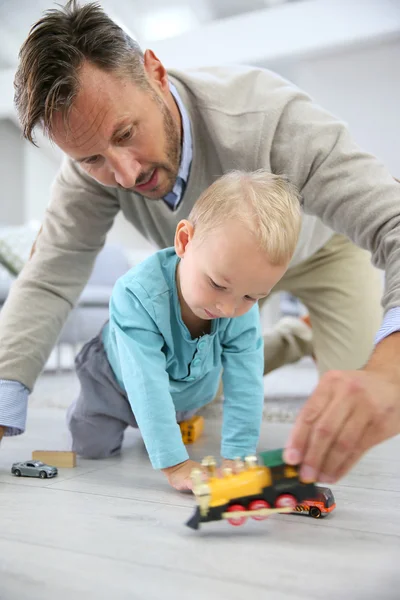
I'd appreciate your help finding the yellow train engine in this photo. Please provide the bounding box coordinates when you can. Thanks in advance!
[186,448,319,530]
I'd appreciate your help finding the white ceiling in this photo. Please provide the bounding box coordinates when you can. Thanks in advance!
[0,0,297,69]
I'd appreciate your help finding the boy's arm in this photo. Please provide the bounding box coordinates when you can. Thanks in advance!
[109,279,189,470]
[220,305,265,460]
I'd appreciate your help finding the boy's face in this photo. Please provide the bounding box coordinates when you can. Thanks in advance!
[175,219,288,321]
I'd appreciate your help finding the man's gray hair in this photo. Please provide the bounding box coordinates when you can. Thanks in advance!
[14,0,148,145]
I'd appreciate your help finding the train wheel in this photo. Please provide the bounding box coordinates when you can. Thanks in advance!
[275,494,297,510]
[226,504,247,526]
[248,500,271,521]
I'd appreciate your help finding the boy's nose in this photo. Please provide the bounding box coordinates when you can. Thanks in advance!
[216,302,236,318]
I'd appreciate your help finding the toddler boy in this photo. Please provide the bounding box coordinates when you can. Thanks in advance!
[67,170,301,491]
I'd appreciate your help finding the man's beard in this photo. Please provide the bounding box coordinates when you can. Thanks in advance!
[158,99,181,196]
[130,94,181,199]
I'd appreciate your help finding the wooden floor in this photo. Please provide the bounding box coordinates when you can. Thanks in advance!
[1,387,400,599]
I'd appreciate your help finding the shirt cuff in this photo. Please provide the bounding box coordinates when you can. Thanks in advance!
[0,379,29,436]
[374,307,400,345]
[150,444,189,470]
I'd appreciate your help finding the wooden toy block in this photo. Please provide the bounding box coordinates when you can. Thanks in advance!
[32,450,76,468]
[179,415,204,444]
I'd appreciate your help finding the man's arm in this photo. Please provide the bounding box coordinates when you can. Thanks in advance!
[0,380,29,437]
[268,90,400,480]
[0,157,119,392]
[270,89,400,314]
[284,330,400,484]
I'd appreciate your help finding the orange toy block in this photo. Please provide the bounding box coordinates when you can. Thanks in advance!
[179,415,204,444]
[32,450,76,468]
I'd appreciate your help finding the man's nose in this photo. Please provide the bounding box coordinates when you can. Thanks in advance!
[112,152,141,189]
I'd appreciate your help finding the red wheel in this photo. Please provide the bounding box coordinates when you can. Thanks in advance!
[275,494,297,510]
[226,504,247,526]
[248,499,271,521]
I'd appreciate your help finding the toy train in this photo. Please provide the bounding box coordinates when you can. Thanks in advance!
[186,448,335,530]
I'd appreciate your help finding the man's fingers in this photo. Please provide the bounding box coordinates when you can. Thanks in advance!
[317,409,371,482]
[284,371,339,465]
[299,384,355,482]
[333,421,383,481]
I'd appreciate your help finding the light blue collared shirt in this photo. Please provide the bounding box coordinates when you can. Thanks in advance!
[374,307,400,345]
[162,83,193,210]
[102,247,264,468]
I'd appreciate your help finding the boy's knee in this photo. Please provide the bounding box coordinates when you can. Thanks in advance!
[67,410,123,459]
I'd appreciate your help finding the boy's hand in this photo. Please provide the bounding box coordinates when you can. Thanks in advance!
[0,426,4,442]
[220,458,237,472]
[162,460,205,492]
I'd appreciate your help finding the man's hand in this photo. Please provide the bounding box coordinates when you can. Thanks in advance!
[162,460,205,492]
[283,336,400,483]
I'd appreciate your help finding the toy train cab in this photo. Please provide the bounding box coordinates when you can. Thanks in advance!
[186,448,320,530]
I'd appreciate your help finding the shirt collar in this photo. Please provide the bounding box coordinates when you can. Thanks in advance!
[169,82,192,186]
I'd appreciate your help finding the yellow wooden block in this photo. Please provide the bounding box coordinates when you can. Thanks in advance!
[32,450,76,468]
[179,415,204,444]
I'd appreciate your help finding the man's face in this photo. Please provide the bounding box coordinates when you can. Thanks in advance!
[51,58,181,199]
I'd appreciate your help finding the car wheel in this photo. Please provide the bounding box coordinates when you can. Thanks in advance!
[39,471,47,479]
[310,506,321,519]
[14,469,21,477]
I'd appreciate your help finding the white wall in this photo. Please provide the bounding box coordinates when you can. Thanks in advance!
[0,119,24,225]
[291,40,400,175]
[24,141,61,223]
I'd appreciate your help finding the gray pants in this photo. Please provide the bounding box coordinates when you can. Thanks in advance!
[67,328,195,459]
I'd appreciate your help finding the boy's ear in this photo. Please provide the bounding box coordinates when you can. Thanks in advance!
[175,220,194,258]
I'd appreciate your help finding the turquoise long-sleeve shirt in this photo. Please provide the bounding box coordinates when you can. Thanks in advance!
[102,247,264,469]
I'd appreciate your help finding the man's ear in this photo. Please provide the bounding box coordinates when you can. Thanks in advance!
[143,49,169,93]
[175,220,194,258]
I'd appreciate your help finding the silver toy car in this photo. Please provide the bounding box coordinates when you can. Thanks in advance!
[11,460,58,479]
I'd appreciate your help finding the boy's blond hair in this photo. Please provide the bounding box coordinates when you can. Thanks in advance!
[188,170,302,266]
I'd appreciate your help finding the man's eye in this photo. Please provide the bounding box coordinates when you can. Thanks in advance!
[84,155,100,165]
[118,129,133,143]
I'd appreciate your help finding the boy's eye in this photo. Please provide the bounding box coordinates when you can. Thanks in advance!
[210,279,225,291]
[244,296,257,302]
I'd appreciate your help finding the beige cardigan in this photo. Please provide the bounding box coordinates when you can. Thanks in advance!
[1,64,399,390]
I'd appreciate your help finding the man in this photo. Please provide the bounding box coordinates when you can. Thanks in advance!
[0,0,399,485]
